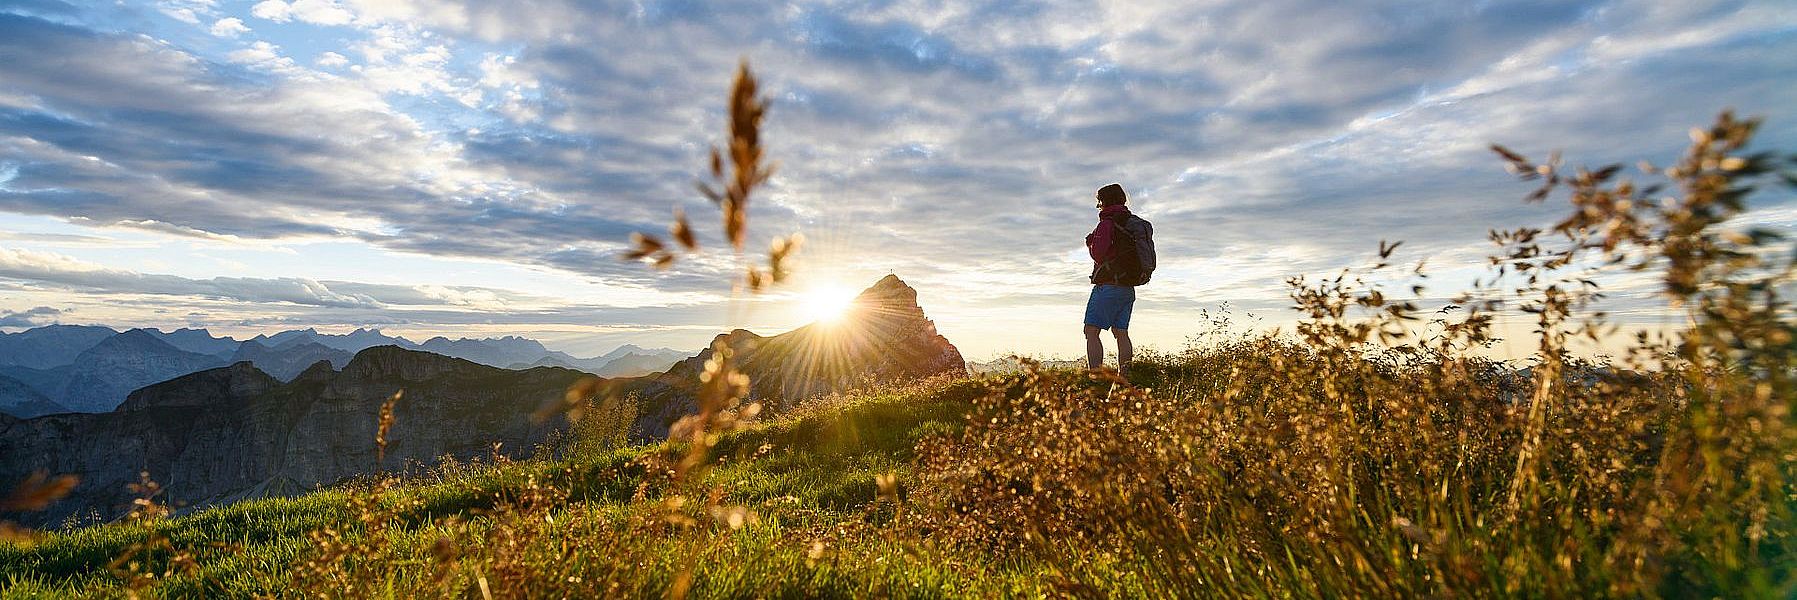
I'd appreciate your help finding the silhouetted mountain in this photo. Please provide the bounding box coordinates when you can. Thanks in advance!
[249,328,418,354]
[0,347,591,526]
[624,274,964,438]
[510,355,577,370]
[143,328,240,358]
[55,329,230,412]
[230,340,354,381]
[595,344,681,364]
[419,336,557,369]
[116,361,281,412]
[416,336,685,375]
[0,364,68,401]
[593,351,685,377]
[0,373,66,418]
[0,325,117,369]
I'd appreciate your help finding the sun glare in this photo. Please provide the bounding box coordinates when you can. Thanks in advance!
[802,284,859,324]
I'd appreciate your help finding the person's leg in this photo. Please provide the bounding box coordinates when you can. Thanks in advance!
[1082,285,1109,370]
[1112,287,1136,380]
[1113,328,1132,379]
[1084,325,1104,370]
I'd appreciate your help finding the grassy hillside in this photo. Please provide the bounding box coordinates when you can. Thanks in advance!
[0,374,1057,598]
[1,339,1790,599]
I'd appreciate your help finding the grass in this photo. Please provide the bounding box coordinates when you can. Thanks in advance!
[0,377,1055,598]
[0,338,1790,597]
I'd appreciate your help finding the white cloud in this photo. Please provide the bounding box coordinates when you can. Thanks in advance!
[346,25,464,97]
[226,40,298,72]
[478,54,536,89]
[157,0,219,24]
[0,247,384,308]
[249,0,292,22]
[316,51,349,67]
[247,1,357,26]
[208,17,250,38]
[0,306,63,329]
[162,8,201,24]
[256,0,357,26]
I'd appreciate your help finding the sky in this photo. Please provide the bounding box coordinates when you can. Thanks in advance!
[0,0,1792,361]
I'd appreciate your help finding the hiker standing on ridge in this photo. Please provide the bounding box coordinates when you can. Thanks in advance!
[1084,183,1155,381]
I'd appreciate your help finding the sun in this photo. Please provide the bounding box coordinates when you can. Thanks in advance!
[801,284,859,325]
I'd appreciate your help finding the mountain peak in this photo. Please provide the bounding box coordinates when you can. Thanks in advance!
[118,362,278,412]
[101,328,181,352]
[342,345,486,383]
[710,328,762,349]
[630,274,964,437]
[292,359,339,384]
[854,274,918,308]
[867,273,908,291]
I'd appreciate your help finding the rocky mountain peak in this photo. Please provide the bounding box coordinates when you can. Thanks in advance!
[861,273,913,297]
[292,360,339,384]
[847,274,924,317]
[716,328,762,347]
[103,328,177,352]
[340,345,485,383]
[630,274,964,437]
[118,362,279,412]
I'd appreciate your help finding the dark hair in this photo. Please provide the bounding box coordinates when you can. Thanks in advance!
[1096,183,1127,207]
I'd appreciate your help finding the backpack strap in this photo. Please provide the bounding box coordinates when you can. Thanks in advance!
[1105,213,1135,241]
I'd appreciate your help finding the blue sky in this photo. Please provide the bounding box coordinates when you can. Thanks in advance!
[0,0,1792,359]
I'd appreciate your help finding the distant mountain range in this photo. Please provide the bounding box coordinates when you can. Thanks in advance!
[0,274,966,525]
[0,325,687,417]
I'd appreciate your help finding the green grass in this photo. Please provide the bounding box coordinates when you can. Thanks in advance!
[0,376,1062,598]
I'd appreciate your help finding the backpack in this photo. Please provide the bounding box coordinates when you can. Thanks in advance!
[1094,214,1156,286]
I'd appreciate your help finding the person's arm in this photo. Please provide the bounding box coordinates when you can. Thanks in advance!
[1086,221,1112,262]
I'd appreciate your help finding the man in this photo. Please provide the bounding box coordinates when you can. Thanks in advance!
[1083,183,1155,381]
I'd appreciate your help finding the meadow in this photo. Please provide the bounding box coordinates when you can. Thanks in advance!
[0,66,1792,598]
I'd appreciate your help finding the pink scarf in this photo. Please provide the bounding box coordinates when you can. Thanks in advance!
[1085,205,1132,263]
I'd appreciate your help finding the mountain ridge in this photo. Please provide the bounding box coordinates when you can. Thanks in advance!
[0,347,590,526]
[0,326,691,416]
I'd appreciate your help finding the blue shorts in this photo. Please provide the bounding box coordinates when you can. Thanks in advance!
[1083,284,1136,330]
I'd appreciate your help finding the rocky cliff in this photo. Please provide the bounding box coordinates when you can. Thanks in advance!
[0,347,589,526]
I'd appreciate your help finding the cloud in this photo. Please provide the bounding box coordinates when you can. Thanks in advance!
[0,247,386,308]
[225,40,297,71]
[248,0,289,22]
[208,16,248,37]
[0,13,688,289]
[250,0,353,26]
[0,305,61,328]
[0,1,80,18]
[0,1,1793,357]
